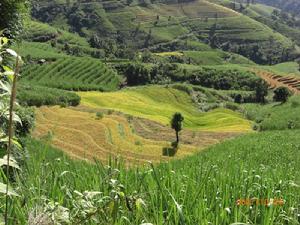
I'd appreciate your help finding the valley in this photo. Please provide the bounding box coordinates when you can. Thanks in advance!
[0,0,299,224]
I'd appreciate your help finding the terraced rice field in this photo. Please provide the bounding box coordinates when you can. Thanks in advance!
[33,106,198,165]
[21,57,120,91]
[79,86,252,131]
[252,69,300,94]
[33,105,245,166]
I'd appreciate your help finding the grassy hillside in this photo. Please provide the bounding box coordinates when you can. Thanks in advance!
[20,56,121,91]
[10,130,300,224]
[243,95,300,131]
[243,3,300,46]
[29,0,297,63]
[79,86,252,131]
[260,62,300,76]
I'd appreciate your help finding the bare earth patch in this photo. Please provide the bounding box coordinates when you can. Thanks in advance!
[252,69,300,95]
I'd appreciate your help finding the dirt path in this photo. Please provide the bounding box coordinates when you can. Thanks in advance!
[251,68,300,95]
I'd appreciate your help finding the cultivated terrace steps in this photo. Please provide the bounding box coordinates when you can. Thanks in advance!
[251,69,300,94]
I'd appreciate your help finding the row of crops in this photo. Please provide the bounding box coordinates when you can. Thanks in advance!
[21,57,121,91]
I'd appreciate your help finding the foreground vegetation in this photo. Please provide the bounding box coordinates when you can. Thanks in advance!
[7,130,299,224]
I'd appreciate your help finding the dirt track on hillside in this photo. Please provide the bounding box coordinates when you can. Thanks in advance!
[251,69,300,94]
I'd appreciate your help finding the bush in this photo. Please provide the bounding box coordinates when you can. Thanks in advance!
[18,84,81,107]
[96,112,104,120]
[273,87,291,102]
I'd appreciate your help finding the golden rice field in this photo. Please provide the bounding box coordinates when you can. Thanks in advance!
[33,87,252,165]
[33,106,199,165]
[33,105,246,165]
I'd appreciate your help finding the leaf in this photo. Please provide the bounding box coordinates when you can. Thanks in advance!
[13,113,22,125]
[0,182,19,196]
[2,66,12,72]
[0,155,20,170]
[12,139,23,150]
[0,37,8,46]
[6,49,18,58]
[136,198,146,212]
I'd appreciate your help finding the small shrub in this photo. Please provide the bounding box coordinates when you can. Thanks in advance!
[107,109,114,115]
[287,120,295,129]
[96,112,104,120]
[273,87,291,103]
[252,123,261,131]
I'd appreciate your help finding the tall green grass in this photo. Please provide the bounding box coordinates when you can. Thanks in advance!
[7,130,300,224]
[243,95,300,131]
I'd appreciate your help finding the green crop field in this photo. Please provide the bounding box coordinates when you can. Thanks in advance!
[20,56,121,91]
[243,95,300,131]
[79,86,252,131]
[10,129,299,224]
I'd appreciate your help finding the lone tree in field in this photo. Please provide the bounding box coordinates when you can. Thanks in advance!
[171,112,184,144]
[273,87,291,103]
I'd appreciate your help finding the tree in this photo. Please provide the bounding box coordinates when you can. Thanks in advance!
[273,87,291,102]
[171,113,184,144]
[0,0,29,38]
[255,80,268,103]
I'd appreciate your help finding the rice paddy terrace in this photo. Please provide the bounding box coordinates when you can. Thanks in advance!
[252,68,300,94]
[33,86,251,165]
[31,0,294,50]
[79,86,251,131]
[21,56,121,91]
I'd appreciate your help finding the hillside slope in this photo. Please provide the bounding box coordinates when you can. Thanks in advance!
[257,0,300,15]
[29,0,297,63]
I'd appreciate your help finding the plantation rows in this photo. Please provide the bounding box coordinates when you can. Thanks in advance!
[21,57,121,91]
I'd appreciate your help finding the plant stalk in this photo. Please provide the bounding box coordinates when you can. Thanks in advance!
[5,56,20,225]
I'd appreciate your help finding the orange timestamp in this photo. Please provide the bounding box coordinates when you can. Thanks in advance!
[236,198,284,206]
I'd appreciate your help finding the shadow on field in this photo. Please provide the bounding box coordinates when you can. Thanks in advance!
[162,142,178,157]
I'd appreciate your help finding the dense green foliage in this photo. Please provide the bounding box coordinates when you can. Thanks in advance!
[171,112,184,143]
[7,131,299,224]
[0,0,29,38]
[116,62,263,92]
[273,87,291,102]
[18,84,81,107]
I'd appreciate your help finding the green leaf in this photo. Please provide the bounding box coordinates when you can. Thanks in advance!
[0,155,20,170]
[6,49,18,58]
[0,182,19,196]
[0,37,8,46]
[2,66,12,72]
